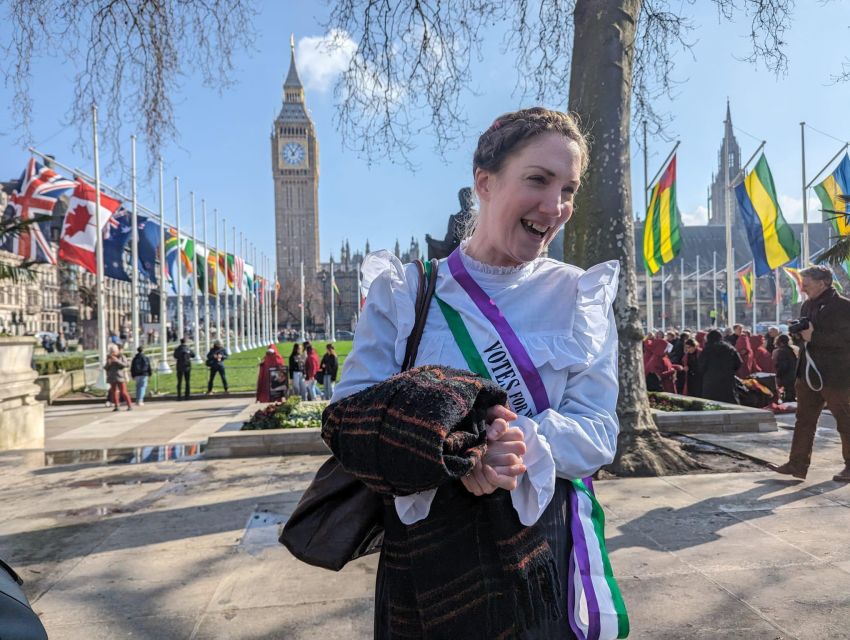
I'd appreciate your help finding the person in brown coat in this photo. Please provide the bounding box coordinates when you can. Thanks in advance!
[769,266,850,481]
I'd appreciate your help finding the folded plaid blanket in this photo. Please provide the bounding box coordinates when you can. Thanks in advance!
[322,365,563,639]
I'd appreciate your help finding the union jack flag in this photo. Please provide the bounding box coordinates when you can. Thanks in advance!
[2,158,77,264]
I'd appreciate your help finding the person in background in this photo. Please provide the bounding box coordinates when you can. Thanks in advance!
[205,340,229,394]
[319,343,339,400]
[682,338,703,397]
[725,323,744,346]
[56,330,67,353]
[700,329,743,404]
[766,325,780,352]
[105,343,132,411]
[173,338,195,400]
[772,334,798,403]
[735,332,758,378]
[770,266,850,481]
[303,343,320,400]
[645,337,677,393]
[289,343,305,399]
[751,334,774,374]
[130,346,152,406]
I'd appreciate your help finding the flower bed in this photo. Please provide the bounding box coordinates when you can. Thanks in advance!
[648,392,722,412]
[241,397,328,430]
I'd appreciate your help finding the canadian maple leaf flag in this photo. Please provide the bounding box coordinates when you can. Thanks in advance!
[59,180,122,274]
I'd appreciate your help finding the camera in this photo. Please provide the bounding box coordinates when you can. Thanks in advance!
[788,317,810,334]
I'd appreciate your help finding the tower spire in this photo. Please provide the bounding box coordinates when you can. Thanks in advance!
[283,34,304,103]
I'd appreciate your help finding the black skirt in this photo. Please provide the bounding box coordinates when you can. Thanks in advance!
[374,478,577,640]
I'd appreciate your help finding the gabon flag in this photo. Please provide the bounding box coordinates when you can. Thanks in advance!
[643,155,681,275]
[59,180,121,274]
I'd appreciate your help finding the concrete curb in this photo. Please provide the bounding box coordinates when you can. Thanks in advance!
[651,393,778,434]
[204,427,328,458]
[52,391,255,406]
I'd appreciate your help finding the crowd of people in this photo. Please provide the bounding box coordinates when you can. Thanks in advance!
[287,341,338,401]
[643,323,799,405]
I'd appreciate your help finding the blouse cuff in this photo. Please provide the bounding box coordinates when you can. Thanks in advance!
[509,415,556,526]
[392,417,556,527]
[395,489,437,525]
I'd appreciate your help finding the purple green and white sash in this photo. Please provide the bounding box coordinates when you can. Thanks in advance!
[426,251,629,639]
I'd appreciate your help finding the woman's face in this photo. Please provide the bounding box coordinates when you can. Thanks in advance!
[472,132,582,266]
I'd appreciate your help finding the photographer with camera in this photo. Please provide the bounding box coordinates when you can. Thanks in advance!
[769,266,850,481]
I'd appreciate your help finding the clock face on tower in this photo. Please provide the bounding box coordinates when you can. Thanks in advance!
[282,142,305,165]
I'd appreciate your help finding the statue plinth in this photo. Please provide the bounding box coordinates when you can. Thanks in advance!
[0,336,45,450]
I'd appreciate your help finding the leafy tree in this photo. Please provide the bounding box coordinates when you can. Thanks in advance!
[325,0,801,475]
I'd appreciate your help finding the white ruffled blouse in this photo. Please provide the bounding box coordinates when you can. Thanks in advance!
[331,242,621,526]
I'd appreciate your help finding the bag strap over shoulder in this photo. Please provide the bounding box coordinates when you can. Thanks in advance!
[401,259,439,372]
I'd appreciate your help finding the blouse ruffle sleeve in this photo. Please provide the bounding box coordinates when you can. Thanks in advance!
[331,251,416,402]
[528,260,621,480]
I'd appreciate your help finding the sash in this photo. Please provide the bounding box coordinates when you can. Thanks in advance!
[428,251,629,640]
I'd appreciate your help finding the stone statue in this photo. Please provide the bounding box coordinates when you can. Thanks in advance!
[425,187,475,260]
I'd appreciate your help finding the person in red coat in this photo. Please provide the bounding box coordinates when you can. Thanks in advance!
[735,333,759,378]
[751,334,774,374]
[256,344,286,402]
[695,331,707,349]
[645,338,677,393]
[304,344,321,400]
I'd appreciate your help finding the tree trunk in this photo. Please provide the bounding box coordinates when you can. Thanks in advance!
[565,0,699,475]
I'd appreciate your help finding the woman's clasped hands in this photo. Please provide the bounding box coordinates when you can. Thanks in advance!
[461,404,527,496]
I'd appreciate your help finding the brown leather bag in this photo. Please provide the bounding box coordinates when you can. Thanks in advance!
[280,259,439,571]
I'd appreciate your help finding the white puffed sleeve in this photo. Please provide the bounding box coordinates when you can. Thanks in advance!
[531,261,621,480]
[331,251,414,402]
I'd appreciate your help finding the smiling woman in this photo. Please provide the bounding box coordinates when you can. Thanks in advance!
[318,106,629,639]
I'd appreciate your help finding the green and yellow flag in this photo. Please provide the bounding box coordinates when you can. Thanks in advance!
[643,155,681,275]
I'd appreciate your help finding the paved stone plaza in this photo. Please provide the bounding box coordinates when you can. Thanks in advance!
[2,402,850,638]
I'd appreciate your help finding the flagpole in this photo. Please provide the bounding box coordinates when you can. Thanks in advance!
[643,121,653,332]
[223,218,230,354]
[130,135,140,351]
[266,255,272,344]
[202,199,210,357]
[300,260,305,341]
[800,122,810,266]
[696,255,701,331]
[231,225,240,353]
[262,253,268,344]
[775,267,781,325]
[270,256,275,343]
[90,104,109,390]
[190,192,201,362]
[273,262,279,343]
[330,257,336,341]
[355,256,362,328]
[724,122,735,329]
[753,270,757,331]
[239,230,246,351]
[250,241,255,348]
[157,159,171,374]
[712,251,718,327]
[661,264,666,332]
[213,208,221,347]
[679,258,685,329]
[174,177,184,341]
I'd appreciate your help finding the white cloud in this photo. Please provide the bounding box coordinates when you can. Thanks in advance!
[297,30,357,93]
[777,193,821,223]
[681,205,707,226]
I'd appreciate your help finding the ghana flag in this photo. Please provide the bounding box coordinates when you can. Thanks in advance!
[734,154,799,277]
[643,155,681,275]
[814,153,850,237]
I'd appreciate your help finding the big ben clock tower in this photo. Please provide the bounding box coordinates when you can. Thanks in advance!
[272,35,321,326]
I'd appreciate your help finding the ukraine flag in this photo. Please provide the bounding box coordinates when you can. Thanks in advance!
[734,154,800,277]
[814,153,850,237]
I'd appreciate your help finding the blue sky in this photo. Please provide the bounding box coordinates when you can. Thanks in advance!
[2,2,849,267]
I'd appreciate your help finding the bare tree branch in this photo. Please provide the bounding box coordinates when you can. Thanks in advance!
[0,0,256,180]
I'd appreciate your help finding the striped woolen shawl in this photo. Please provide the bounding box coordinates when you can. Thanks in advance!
[321,365,562,639]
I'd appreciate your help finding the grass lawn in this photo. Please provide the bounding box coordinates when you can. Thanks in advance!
[140,341,353,396]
